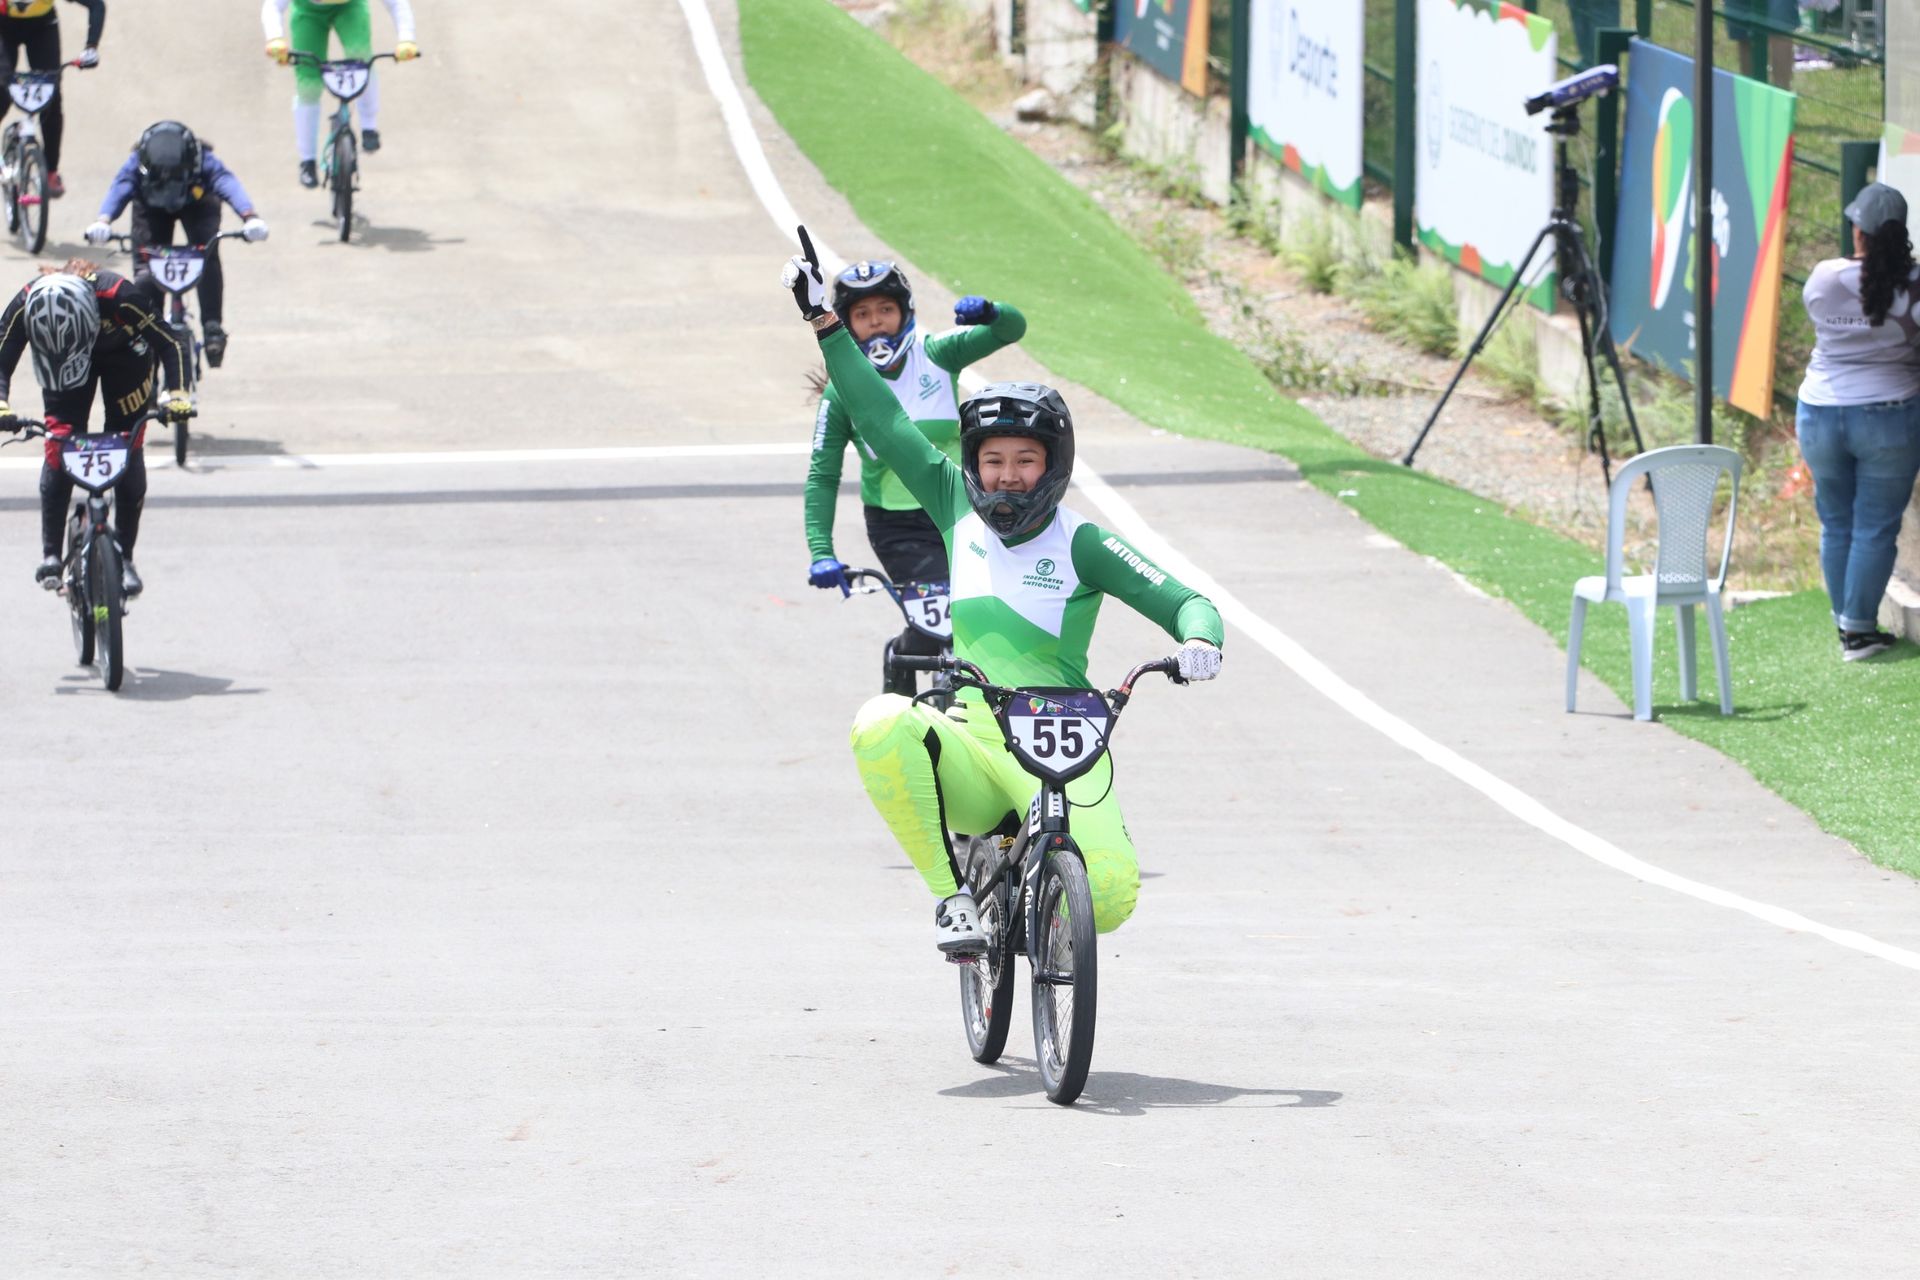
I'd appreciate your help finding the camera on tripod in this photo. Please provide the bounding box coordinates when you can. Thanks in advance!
[1523,64,1619,117]
[1402,61,1644,480]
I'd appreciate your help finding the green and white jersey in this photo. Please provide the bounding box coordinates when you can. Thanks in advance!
[821,325,1223,690]
[803,304,1027,561]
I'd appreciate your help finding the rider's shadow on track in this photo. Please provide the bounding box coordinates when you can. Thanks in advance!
[310,218,464,252]
[57,668,266,701]
[941,1062,1341,1115]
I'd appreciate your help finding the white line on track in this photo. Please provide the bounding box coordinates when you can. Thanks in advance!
[675,0,1920,972]
[0,442,809,472]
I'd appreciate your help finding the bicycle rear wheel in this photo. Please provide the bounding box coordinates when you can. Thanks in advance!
[958,839,1015,1064]
[331,129,356,242]
[66,513,92,667]
[1,134,20,237]
[1030,848,1098,1105]
[90,534,124,692]
[17,141,46,254]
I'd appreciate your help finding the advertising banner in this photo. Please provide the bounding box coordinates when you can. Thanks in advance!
[1608,39,1796,417]
[1246,0,1365,208]
[1112,0,1209,96]
[1415,0,1558,310]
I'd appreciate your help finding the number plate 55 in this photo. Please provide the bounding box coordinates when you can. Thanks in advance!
[1001,689,1112,784]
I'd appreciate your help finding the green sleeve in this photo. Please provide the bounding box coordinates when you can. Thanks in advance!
[1071,522,1225,648]
[819,325,966,528]
[924,303,1027,373]
[802,388,853,561]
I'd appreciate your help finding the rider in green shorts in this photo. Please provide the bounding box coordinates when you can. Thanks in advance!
[805,259,1026,689]
[260,0,418,188]
[784,231,1224,956]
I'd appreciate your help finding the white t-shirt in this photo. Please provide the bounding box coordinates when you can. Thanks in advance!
[1797,257,1920,406]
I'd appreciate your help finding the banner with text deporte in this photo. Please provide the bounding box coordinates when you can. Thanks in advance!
[1247,0,1364,208]
[1415,0,1557,309]
[1608,39,1795,418]
[1112,0,1208,96]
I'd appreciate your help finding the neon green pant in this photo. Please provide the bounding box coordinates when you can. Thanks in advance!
[849,694,1141,933]
[290,0,371,103]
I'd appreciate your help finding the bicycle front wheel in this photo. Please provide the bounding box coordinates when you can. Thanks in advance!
[174,417,190,468]
[90,534,124,692]
[17,141,46,254]
[66,516,92,667]
[958,839,1015,1064]
[332,130,356,242]
[1030,848,1098,1105]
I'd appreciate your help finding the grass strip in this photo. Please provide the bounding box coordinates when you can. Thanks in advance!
[740,0,1920,871]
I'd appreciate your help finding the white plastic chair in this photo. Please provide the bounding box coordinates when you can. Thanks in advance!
[1566,444,1742,721]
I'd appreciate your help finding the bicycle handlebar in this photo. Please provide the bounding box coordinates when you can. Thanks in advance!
[284,51,407,68]
[894,654,1185,703]
[1,402,199,443]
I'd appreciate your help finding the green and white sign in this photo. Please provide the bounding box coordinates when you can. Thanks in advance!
[1415,0,1557,309]
[1246,0,1365,208]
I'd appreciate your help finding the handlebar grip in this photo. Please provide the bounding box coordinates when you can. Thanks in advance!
[893,655,950,673]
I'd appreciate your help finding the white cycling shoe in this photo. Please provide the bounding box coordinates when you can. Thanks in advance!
[935,891,987,956]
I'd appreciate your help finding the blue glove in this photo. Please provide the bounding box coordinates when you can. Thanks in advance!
[809,557,850,596]
[953,296,998,326]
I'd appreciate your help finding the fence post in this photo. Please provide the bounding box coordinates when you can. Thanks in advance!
[1634,0,1652,35]
[1594,27,1632,286]
[1010,0,1026,58]
[1839,139,1878,252]
[1094,0,1115,130]
[1229,0,1250,187]
[1393,0,1416,251]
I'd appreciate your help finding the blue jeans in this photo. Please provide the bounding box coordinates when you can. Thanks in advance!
[1795,397,1920,633]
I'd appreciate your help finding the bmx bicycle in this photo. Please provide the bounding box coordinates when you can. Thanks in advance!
[107,229,253,466]
[844,566,955,705]
[897,652,1185,1106]
[2,402,194,692]
[1,60,88,254]
[284,51,410,243]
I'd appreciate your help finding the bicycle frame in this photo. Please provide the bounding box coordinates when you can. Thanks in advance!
[898,655,1179,971]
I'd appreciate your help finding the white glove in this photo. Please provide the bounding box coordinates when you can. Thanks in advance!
[1176,639,1222,682]
[242,217,270,243]
[76,46,99,69]
[780,224,830,321]
[83,219,112,246]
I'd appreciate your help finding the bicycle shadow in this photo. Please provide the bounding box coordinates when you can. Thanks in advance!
[940,1060,1341,1115]
[311,218,463,252]
[55,668,266,701]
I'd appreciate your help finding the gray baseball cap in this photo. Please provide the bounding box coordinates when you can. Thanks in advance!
[1845,182,1908,235]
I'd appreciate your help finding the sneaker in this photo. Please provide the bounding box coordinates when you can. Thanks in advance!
[361,128,381,154]
[122,560,142,599]
[1841,629,1897,662]
[33,554,59,589]
[45,171,64,198]
[298,160,318,189]
[934,891,986,955]
[203,320,227,369]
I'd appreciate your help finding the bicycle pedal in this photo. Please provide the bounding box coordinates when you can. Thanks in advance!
[945,951,983,966]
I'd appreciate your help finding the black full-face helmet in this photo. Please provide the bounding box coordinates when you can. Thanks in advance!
[135,121,201,213]
[831,260,915,370]
[959,382,1075,540]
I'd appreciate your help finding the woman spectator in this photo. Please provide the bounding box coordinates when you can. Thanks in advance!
[1795,182,1920,661]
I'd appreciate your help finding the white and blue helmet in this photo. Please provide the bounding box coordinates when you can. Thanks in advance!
[832,260,915,370]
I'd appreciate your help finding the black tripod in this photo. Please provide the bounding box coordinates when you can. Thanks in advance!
[1401,104,1645,484]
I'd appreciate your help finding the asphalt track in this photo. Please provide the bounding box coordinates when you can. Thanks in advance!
[2,2,1918,1275]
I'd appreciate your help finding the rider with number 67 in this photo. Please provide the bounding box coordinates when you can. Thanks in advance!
[0,262,188,598]
[261,0,418,189]
[0,0,104,200]
[85,122,268,369]
[783,230,1224,957]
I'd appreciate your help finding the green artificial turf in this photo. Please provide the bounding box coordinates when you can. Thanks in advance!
[740,0,1920,871]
